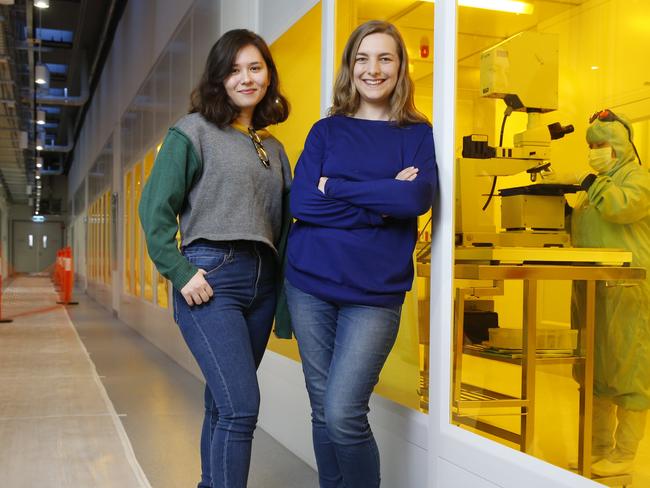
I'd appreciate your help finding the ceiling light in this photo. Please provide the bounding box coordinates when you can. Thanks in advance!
[36,134,44,151]
[420,0,534,15]
[35,63,49,85]
[591,66,600,70]
[36,157,43,168]
[34,0,49,8]
[35,174,41,180]
[37,109,46,125]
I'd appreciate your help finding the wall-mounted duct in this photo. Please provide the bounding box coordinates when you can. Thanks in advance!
[36,58,88,106]
[39,125,73,154]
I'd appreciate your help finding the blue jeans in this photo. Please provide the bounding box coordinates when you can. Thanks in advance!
[173,240,277,488]
[284,280,401,488]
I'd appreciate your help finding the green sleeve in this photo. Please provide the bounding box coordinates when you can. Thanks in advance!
[273,149,293,339]
[138,128,202,291]
[587,168,650,224]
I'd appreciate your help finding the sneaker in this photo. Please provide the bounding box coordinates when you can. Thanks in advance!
[591,458,634,477]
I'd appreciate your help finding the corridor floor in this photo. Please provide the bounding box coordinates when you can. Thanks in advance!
[0,276,317,488]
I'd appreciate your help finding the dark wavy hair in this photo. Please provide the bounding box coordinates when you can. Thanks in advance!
[190,29,289,129]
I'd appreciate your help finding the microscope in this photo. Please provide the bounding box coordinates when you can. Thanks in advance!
[456,31,579,250]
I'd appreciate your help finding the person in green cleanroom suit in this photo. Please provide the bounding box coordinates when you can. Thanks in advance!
[571,110,650,477]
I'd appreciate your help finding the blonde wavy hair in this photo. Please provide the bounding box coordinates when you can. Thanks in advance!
[330,20,429,126]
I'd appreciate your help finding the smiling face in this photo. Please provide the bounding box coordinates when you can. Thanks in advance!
[352,33,400,113]
[224,44,269,125]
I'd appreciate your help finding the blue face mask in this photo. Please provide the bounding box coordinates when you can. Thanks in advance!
[589,147,616,174]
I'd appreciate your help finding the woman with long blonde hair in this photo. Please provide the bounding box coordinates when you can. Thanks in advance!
[285,20,438,487]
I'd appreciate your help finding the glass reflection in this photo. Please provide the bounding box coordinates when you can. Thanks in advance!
[452,0,650,484]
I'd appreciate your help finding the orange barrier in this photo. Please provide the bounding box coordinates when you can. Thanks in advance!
[55,247,78,306]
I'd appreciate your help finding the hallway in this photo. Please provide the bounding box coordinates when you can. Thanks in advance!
[0,276,317,488]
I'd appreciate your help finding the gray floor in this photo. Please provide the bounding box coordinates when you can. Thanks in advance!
[68,292,317,488]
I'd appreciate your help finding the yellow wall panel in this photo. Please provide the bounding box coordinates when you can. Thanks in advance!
[267,3,321,165]
[124,170,133,293]
[134,161,143,296]
[153,142,169,309]
[104,191,111,284]
[265,2,322,363]
[143,150,155,302]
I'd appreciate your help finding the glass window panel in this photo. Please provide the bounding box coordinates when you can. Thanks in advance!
[89,202,93,280]
[143,151,155,302]
[264,2,322,363]
[95,199,99,282]
[88,203,93,280]
[140,77,155,151]
[124,169,133,294]
[99,196,104,283]
[134,161,143,296]
[133,108,144,165]
[74,184,85,217]
[170,18,192,122]
[153,142,169,309]
[90,201,96,281]
[155,52,171,140]
[122,112,134,169]
[451,0,650,481]
[105,191,112,284]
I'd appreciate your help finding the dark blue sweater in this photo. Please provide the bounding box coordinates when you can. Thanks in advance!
[286,115,438,306]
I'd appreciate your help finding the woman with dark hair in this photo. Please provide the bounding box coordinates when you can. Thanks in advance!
[285,20,438,487]
[139,29,291,488]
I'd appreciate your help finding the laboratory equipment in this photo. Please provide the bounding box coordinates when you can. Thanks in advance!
[456,31,578,248]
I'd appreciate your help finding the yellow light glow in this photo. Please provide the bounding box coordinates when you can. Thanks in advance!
[591,65,600,70]
[421,0,534,15]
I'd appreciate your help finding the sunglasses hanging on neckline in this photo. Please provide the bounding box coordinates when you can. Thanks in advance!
[248,128,270,168]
